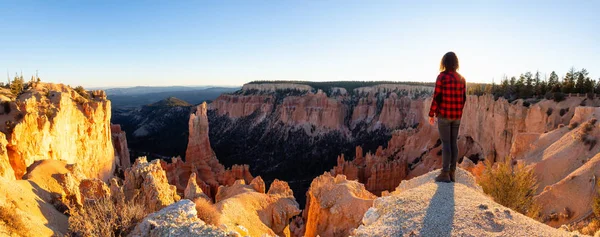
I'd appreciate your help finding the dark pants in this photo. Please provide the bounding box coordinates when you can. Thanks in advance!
[438,117,460,172]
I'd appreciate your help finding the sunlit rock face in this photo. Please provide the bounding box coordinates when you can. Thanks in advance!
[129,199,232,237]
[163,102,253,199]
[123,157,180,213]
[330,95,585,196]
[301,172,376,237]
[0,82,116,181]
[216,178,301,237]
[511,106,600,227]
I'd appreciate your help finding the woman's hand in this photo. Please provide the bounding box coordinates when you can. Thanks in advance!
[429,116,435,125]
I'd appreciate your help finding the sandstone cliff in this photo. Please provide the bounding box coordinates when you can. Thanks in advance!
[510,106,600,227]
[0,82,116,181]
[331,95,585,196]
[351,169,577,237]
[208,82,433,205]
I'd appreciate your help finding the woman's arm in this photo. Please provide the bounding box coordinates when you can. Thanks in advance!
[428,74,443,117]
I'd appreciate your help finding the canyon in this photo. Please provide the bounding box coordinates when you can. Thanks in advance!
[1,81,599,237]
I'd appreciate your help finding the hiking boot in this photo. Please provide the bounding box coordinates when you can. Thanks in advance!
[435,170,452,183]
[449,169,456,182]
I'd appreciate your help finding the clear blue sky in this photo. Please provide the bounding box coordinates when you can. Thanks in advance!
[1,1,599,87]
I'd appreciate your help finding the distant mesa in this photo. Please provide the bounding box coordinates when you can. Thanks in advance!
[147,97,192,107]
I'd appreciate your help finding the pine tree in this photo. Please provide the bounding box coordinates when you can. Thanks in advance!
[10,73,24,95]
[562,67,576,93]
[533,71,541,96]
[548,71,560,92]
[524,72,533,98]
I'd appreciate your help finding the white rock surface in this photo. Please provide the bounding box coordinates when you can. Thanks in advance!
[129,199,234,237]
[352,169,582,237]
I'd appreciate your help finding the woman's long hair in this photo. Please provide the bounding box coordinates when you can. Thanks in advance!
[440,52,459,72]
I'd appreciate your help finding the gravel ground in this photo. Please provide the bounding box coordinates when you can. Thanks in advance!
[352,169,587,237]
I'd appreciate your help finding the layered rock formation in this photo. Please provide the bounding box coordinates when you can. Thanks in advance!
[123,157,180,213]
[331,95,586,196]
[215,177,301,237]
[0,82,116,181]
[208,82,433,205]
[510,106,600,227]
[129,199,234,237]
[352,169,577,237]
[110,124,130,172]
[163,102,253,199]
[302,172,377,237]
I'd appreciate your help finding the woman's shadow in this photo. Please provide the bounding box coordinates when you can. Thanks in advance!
[421,182,455,237]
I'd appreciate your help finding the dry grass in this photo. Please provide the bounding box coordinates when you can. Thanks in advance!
[478,159,539,217]
[194,198,221,226]
[594,180,600,218]
[68,197,148,237]
[581,219,600,236]
[0,204,31,237]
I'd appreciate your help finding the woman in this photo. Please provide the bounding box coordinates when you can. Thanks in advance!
[428,52,467,183]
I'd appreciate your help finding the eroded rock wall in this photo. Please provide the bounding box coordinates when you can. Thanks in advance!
[0,83,116,181]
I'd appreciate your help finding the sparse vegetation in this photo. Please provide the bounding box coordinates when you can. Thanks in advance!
[594,180,600,218]
[67,196,148,237]
[574,119,598,150]
[0,204,31,237]
[74,86,91,100]
[9,74,25,96]
[478,159,539,217]
[194,198,221,226]
[247,80,435,95]
[580,219,600,236]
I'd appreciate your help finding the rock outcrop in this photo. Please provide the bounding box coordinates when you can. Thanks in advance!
[0,159,86,236]
[352,169,578,237]
[129,199,233,237]
[510,106,600,227]
[184,172,210,201]
[0,133,13,180]
[216,177,301,237]
[163,102,253,199]
[123,157,180,213]
[110,124,130,171]
[0,82,116,181]
[302,172,377,237]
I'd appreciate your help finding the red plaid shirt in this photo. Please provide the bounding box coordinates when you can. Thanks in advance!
[428,71,466,120]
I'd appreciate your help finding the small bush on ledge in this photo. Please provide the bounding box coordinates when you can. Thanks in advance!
[478,159,539,217]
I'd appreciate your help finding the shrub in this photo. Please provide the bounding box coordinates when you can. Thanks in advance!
[74,86,91,100]
[194,198,221,226]
[560,108,567,116]
[0,204,31,237]
[9,76,24,95]
[68,197,148,237]
[478,159,538,216]
[553,92,566,102]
